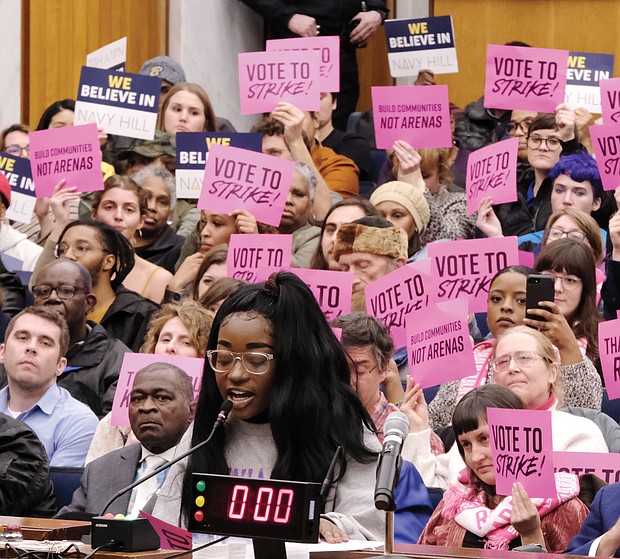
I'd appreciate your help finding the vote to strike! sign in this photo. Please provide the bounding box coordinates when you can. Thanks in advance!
[565,52,614,113]
[365,258,436,349]
[291,268,353,321]
[589,124,620,191]
[466,137,518,215]
[385,15,458,78]
[238,50,321,114]
[600,78,620,125]
[599,318,620,399]
[484,45,569,112]
[198,143,295,227]
[266,36,340,92]
[405,297,475,388]
[227,234,292,284]
[176,133,262,199]
[488,408,555,498]
[111,354,204,427]
[371,85,452,149]
[0,152,35,224]
[74,66,161,140]
[427,237,519,313]
[554,452,620,485]
[29,123,103,198]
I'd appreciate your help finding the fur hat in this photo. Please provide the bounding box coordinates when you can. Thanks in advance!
[0,172,10,208]
[370,181,430,233]
[333,219,408,262]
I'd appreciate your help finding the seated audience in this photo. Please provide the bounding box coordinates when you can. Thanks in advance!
[191,245,228,303]
[602,187,620,319]
[199,277,247,314]
[0,307,98,466]
[57,362,195,517]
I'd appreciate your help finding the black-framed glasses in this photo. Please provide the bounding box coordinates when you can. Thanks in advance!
[527,135,562,151]
[507,119,533,134]
[545,228,586,242]
[350,363,378,378]
[4,144,29,157]
[490,351,545,374]
[32,284,88,300]
[207,349,274,375]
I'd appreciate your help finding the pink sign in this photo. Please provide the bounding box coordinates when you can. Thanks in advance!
[291,268,353,321]
[227,234,292,284]
[599,318,620,399]
[589,124,620,191]
[238,50,321,114]
[405,297,476,388]
[110,354,204,427]
[488,408,555,499]
[554,452,620,484]
[428,237,519,313]
[518,250,535,268]
[371,85,452,150]
[484,44,569,112]
[466,137,518,215]
[600,78,620,124]
[29,123,103,198]
[140,511,192,550]
[197,143,295,227]
[365,258,437,349]
[266,36,340,92]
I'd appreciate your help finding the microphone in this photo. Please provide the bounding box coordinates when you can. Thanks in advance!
[374,411,409,512]
[320,446,343,498]
[100,399,233,516]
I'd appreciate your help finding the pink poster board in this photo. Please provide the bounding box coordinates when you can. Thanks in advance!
[365,258,437,349]
[600,78,620,124]
[197,143,295,227]
[110,354,204,427]
[266,36,340,92]
[405,297,476,388]
[291,268,353,321]
[466,137,518,215]
[484,44,569,112]
[371,85,452,149]
[589,124,620,191]
[227,234,292,284]
[238,50,321,114]
[29,123,103,198]
[553,451,620,484]
[488,408,555,498]
[599,318,620,399]
[427,237,519,313]
[518,250,535,268]
[139,511,192,550]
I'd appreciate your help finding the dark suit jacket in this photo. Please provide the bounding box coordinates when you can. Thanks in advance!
[566,483,620,557]
[56,444,141,517]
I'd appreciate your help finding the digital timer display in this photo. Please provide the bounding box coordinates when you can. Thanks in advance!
[189,474,321,542]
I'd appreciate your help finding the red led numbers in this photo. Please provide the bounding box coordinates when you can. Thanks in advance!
[227,485,295,524]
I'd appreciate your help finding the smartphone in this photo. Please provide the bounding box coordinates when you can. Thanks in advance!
[525,274,555,322]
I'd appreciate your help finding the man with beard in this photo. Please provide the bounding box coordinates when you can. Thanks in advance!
[333,216,407,311]
[57,362,195,517]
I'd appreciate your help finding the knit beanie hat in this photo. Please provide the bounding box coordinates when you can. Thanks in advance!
[370,181,430,233]
[333,218,408,262]
[0,172,10,208]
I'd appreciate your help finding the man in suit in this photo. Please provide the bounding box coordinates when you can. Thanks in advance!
[57,362,195,517]
[566,483,620,557]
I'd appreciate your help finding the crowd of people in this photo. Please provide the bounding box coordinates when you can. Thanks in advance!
[2,4,620,555]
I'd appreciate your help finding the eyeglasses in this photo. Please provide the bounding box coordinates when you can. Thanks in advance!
[540,271,582,291]
[4,144,29,157]
[527,135,562,151]
[207,349,274,375]
[55,242,108,259]
[507,119,533,135]
[545,228,587,242]
[490,351,545,374]
[350,363,378,378]
[32,284,88,300]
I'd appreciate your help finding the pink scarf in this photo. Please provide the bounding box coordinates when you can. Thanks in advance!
[442,469,580,550]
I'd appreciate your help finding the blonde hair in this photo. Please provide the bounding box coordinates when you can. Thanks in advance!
[542,208,604,265]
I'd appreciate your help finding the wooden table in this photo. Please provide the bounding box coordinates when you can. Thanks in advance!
[0,516,90,542]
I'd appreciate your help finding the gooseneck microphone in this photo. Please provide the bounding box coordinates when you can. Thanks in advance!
[100,399,233,516]
[374,411,409,512]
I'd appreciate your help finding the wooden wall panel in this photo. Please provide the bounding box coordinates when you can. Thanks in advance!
[23,0,167,127]
[433,0,620,110]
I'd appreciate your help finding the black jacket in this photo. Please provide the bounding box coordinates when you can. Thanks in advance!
[454,96,510,153]
[135,226,184,274]
[0,412,56,516]
[100,286,159,352]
